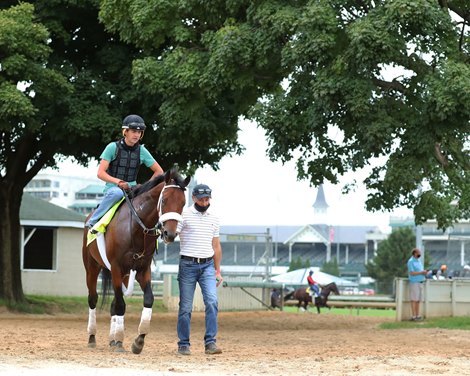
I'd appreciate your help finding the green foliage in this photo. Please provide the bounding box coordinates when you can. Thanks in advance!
[287,256,310,272]
[366,227,423,294]
[322,257,340,276]
[97,0,470,228]
[283,306,396,317]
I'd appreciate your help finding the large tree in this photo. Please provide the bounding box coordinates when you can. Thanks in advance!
[254,0,470,230]
[0,3,71,304]
[100,0,470,229]
[0,0,158,304]
[0,0,259,304]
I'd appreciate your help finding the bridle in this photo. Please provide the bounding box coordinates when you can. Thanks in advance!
[123,183,184,237]
[156,184,184,231]
[123,182,185,260]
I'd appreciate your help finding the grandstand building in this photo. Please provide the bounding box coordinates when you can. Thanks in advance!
[391,216,470,276]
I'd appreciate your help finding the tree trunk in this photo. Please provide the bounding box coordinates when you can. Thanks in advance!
[0,184,25,304]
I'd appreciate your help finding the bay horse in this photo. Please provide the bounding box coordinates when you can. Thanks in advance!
[82,167,190,353]
[284,282,340,314]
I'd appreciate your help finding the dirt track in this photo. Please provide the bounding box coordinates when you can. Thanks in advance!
[1,309,470,376]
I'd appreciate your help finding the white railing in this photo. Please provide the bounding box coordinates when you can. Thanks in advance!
[395,278,470,321]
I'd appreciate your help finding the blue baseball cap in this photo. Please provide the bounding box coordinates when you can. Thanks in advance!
[192,184,212,199]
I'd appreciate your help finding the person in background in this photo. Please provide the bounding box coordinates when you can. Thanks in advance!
[85,114,163,232]
[407,248,428,321]
[176,183,223,356]
[307,270,320,297]
[462,264,470,278]
[426,264,448,280]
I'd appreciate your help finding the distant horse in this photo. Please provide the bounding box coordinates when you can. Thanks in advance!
[284,282,340,313]
[82,167,190,353]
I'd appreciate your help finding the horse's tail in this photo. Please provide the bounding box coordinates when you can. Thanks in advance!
[100,268,112,309]
[284,291,295,301]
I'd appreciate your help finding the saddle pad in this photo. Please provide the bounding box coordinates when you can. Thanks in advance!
[306,287,311,294]
[86,197,125,246]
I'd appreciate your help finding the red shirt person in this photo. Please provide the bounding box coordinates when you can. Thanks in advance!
[307,270,320,297]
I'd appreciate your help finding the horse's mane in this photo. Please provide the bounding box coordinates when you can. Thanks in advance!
[131,166,186,197]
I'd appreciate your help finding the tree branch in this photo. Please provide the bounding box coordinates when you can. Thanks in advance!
[447,3,465,19]
[434,142,449,168]
[438,0,448,10]
[373,78,407,93]
[459,18,466,52]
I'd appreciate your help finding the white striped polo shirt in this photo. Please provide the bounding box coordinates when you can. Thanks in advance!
[177,205,220,258]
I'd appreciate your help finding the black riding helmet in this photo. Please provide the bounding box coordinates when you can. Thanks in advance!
[122,114,146,131]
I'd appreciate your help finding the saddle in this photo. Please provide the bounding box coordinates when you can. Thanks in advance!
[86,198,125,246]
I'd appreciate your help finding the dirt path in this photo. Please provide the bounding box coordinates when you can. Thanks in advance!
[1,310,470,375]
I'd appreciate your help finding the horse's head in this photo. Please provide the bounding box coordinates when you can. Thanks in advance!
[328,282,340,295]
[157,168,191,243]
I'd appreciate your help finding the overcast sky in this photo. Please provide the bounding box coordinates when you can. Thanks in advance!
[193,120,412,231]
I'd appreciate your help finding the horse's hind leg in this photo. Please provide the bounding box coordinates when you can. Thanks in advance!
[84,250,100,348]
[132,273,154,354]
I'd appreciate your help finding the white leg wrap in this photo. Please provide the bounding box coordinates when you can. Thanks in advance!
[109,315,117,342]
[138,307,152,335]
[114,315,125,342]
[87,308,97,335]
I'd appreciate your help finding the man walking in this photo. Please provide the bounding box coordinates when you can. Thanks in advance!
[176,183,223,355]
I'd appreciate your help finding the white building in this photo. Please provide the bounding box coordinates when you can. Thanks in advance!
[24,170,102,215]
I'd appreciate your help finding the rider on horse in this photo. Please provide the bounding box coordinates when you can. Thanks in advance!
[307,270,320,298]
[86,114,164,233]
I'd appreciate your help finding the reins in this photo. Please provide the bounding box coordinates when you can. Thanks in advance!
[122,183,184,261]
[123,189,160,236]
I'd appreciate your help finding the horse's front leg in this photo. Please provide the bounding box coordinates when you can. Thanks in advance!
[132,270,154,354]
[109,273,126,352]
[314,297,321,314]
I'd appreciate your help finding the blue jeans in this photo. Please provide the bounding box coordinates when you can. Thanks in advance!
[310,284,320,297]
[177,258,218,348]
[86,187,124,227]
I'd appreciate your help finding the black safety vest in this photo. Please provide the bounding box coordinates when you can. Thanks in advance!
[107,139,141,182]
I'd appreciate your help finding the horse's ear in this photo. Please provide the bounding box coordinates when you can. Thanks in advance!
[183,176,191,188]
[164,169,171,184]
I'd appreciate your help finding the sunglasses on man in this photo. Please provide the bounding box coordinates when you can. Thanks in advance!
[194,188,212,195]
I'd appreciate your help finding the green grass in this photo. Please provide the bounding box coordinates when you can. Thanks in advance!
[0,295,167,314]
[380,316,470,330]
[282,306,470,331]
[282,306,396,317]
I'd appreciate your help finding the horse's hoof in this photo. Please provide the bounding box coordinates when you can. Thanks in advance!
[88,335,96,348]
[109,340,116,347]
[113,341,126,353]
[131,335,145,354]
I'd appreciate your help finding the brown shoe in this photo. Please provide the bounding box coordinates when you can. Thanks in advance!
[205,342,222,354]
